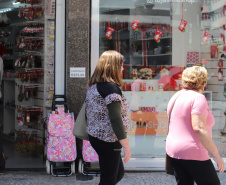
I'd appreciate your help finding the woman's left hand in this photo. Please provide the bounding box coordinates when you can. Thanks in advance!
[213,155,225,173]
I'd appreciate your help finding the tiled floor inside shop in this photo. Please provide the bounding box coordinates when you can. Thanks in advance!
[3,139,45,169]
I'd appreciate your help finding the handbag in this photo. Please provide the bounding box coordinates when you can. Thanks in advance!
[165,93,181,175]
[165,153,174,175]
[73,102,89,141]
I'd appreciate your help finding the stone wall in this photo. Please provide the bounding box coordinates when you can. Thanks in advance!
[66,0,91,115]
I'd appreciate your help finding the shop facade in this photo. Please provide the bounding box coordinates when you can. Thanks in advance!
[67,0,226,171]
[0,0,225,171]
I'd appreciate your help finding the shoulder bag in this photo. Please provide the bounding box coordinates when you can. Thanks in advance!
[73,101,89,141]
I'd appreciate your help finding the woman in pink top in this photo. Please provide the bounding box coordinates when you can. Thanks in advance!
[166,66,225,185]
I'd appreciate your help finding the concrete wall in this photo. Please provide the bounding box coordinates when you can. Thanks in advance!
[66,0,91,115]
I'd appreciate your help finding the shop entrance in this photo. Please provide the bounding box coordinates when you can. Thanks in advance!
[0,0,56,168]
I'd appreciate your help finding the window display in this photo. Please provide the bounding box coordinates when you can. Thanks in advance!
[92,0,226,160]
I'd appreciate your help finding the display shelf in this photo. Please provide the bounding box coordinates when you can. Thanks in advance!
[131,53,172,57]
[17,127,43,132]
[3,78,15,82]
[45,15,55,20]
[131,36,172,41]
[2,133,15,143]
[2,56,14,60]
[4,106,16,110]
[18,36,44,39]
[15,68,44,71]
[146,53,172,57]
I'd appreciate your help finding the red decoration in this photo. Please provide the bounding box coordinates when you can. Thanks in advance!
[169,66,186,80]
[158,75,177,91]
[122,83,131,91]
[178,4,187,32]
[178,19,188,32]
[202,29,211,44]
[26,112,30,123]
[0,43,8,56]
[105,24,114,40]
[154,26,163,43]
[131,17,140,31]
[210,45,218,58]
[131,0,140,31]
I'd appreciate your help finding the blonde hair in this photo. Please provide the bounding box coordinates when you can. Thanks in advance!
[182,66,207,91]
[88,50,124,86]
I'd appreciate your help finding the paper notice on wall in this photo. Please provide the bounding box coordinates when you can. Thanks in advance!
[70,67,85,78]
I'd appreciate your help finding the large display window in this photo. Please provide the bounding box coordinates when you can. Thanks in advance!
[91,0,226,166]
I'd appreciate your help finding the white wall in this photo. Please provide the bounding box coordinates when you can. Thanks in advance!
[172,2,202,66]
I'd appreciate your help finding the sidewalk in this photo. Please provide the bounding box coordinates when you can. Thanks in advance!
[0,171,226,185]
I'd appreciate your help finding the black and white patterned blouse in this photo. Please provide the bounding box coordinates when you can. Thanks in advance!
[86,82,130,142]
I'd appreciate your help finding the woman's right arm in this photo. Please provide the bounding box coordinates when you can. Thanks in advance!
[192,114,225,172]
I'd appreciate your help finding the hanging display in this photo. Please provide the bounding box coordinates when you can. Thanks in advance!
[178,3,187,32]
[202,29,211,44]
[178,19,188,32]
[154,25,163,43]
[105,23,114,40]
[131,17,140,31]
[131,0,140,31]
[105,0,114,39]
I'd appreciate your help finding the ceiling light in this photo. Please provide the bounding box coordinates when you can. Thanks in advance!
[0,8,12,13]
[12,2,21,5]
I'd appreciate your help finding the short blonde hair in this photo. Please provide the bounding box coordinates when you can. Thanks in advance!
[88,50,124,86]
[182,66,207,91]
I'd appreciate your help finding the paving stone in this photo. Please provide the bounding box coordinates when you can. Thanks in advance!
[0,171,225,185]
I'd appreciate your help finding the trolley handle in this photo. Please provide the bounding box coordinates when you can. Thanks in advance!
[52,95,69,112]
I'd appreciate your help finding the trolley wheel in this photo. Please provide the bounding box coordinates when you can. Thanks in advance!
[72,161,76,174]
[78,159,83,174]
[46,160,51,175]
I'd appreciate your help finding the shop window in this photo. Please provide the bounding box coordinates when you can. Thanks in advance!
[92,0,226,158]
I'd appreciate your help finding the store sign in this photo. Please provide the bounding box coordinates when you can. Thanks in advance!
[70,67,85,78]
[129,112,168,135]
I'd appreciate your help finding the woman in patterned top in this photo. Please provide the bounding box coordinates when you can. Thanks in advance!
[86,50,131,185]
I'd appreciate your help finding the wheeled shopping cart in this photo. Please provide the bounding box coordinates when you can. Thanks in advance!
[78,140,100,175]
[45,95,76,176]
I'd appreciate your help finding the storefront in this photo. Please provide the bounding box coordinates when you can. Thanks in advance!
[88,0,226,170]
[0,0,225,171]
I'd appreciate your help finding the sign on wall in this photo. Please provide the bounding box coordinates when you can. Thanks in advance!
[70,67,86,78]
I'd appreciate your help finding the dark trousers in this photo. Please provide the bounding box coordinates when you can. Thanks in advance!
[170,156,220,185]
[89,135,124,185]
